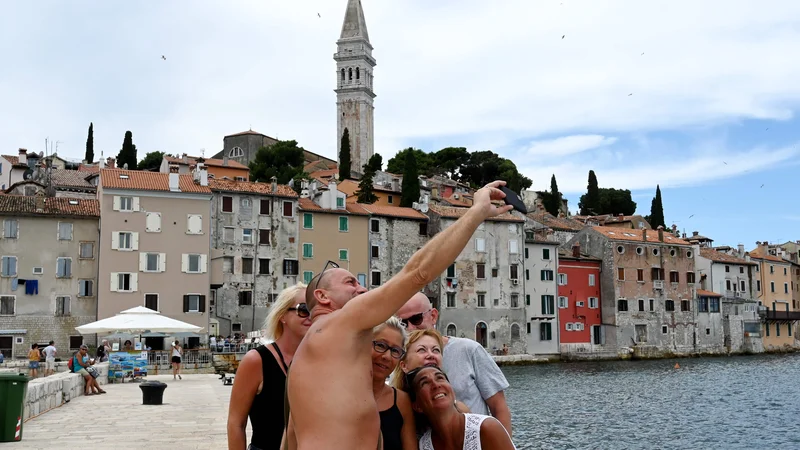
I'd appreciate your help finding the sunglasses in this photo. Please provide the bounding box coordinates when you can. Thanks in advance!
[400,309,433,328]
[288,303,310,318]
[372,340,406,359]
[309,260,340,294]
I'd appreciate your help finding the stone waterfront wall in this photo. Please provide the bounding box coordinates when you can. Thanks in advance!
[23,362,108,421]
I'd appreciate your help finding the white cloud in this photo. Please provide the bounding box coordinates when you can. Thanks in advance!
[526,135,617,157]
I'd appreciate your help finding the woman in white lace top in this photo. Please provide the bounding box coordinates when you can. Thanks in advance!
[406,365,516,450]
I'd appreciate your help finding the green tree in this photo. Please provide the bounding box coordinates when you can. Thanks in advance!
[365,153,383,173]
[578,187,637,216]
[85,123,94,163]
[249,140,306,184]
[356,162,379,204]
[543,175,561,216]
[648,185,666,229]
[579,170,600,215]
[387,148,433,175]
[116,131,138,170]
[138,151,165,171]
[432,147,470,179]
[459,150,532,193]
[339,128,352,180]
[400,150,420,207]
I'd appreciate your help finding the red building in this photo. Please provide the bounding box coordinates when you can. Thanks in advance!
[557,244,603,351]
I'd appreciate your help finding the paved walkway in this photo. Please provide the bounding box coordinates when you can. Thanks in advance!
[16,374,251,449]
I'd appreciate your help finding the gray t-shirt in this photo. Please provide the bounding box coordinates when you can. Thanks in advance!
[43,345,56,359]
[442,337,509,416]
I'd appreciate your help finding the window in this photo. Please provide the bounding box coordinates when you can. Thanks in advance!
[78,279,93,297]
[56,257,72,278]
[557,273,567,285]
[636,247,644,255]
[419,223,428,235]
[283,201,293,217]
[114,231,136,250]
[566,323,575,331]
[260,199,270,215]
[144,253,160,272]
[223,227,234,243]
[145,294,159,311]
[283,260,299,276]
[542,248,550,260]
[302,271,314,284]
[510,264,519,280]
[242,229,253,244]
[540,323,552,341]
[336,197,344,208]
[770,265,774,274]
[183,294,205,313]
[589,274,596,286]
[371,271,381,286]
[239,291,253,306]
[785,283,789,294]
[709,297,720,313]
[770,281,775,293]
[509,240,519,254]
[303,213,313,229]
[686,272,696,284]
[726,280,732,290]
[52,295,70,316]
[371,219,379,233]
[757,280,761,291]
[541,295,555,315]
[476,294,485,308]
[357,273,367,287]
[446,324,457,337]
[589,297,599,308]
[651,268,664,280]
[617,245,625,254]
[187,214,203,235]
[725,265,730,273]
[1,256,17,277]
[662,325,668,334]
[387,195,393,204]
[698,297,709,312]
[69,336,83,350]
[114,273,136,292]
[446,264,456,278]
[681,300,691,312]
[638,299,645,311]
[446,292,456,308]
[670,271,679,283]
[222,196,233,213]
[541,270,554,281]
[242,258,253,275]
[526,295,531,306]
[637,269,644,282]
[558,296,568,308]
[511,294,519,308]
[475,238,486,253]
[524,248,529,259]
[79,242,94,259]
[187,254,201,273]
[258,258,270,275]
[240,198,251,210]
[3,219,18,238]
[525,269,530,280]
[259,229,270,245]
[476,263,486,279]
[635,324,648,343]
[618,268,625,280]
[229,147,243,158]
[0,296,15,315]
[665,299,675,312]
[119,196,134,211]
[58,222,73,240]
[339,249,349,261]
[739,267,744,274]
[339,217,349,232]
[784,267,788,276]
[220,257,233,274]
[617,299,628,312]
[303,243,313,258]
[493,298,499,307]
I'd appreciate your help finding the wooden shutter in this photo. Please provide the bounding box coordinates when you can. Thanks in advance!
[139,254,147,272]
[111,232,119,250]
[113,196,121,211]
[181,254,188,273]
[130,273,138,291]
[199,295,206,313]
[159,253,167,272]
[183,295,190,312]
[131,232,139,250]
[200,254,208,273]
[132,197,140,212]
[110,272,118,291]
[541,296,547,315]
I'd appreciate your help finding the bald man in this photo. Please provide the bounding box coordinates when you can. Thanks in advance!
[284,181,514,450]
[396,292,512,434]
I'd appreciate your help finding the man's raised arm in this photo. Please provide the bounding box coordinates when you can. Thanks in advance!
[342,180,514,330]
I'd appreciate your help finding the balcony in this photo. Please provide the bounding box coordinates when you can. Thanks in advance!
[758,309,800,322]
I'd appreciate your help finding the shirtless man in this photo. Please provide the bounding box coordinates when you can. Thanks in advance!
[284,180,514,450]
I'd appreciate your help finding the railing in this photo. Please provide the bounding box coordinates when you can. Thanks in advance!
[758,310,800,321]
[146,349,212,370]
[209,343,262,354]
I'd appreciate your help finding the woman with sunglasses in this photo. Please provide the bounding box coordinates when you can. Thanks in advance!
[227,283,310,450]
[372,317,417,450]
[406,365,516,450]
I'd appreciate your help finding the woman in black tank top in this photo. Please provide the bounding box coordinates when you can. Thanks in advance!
[227,284,311,450]
[373,317,418,450]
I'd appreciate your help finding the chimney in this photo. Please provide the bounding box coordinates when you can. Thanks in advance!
[392,177,400,192]
[18,148,27,165]
[35,193,45,212]
[692,231,699,237]
[618,213,624,218]
[657,225,664,242]
[642,229,647,242]
[223,153,229,167]
[737,244,745,257]
[107,157,116,168]
[671,224,677,232]
[169,165,181,191]
[271,176,278,194]
[572,243,580,258]
[193,158,208,187]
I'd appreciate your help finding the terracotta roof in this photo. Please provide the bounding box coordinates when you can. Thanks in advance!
[99,169,211,193]
[749,248,789,264]
[441,196,471,207]
[49,169,96,189]
[699,248,757,265]
[687,233,713,241]
[557,248,602,262]
[591,226,691,245]
[1,155,29,169]
[298,198,369,215]
[209,179,297,198]
[308,169,338,186]
[304,160,337,173]
[225,130,274,138]
[429,204,523,222]
[360,204,428,220]
[527,212,585,232]
[164,155,248,170]
[0,195,100,218]
[696,289,722,297]
[77,164,100,173]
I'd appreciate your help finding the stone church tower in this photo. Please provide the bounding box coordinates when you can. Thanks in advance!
[335,0,375,174]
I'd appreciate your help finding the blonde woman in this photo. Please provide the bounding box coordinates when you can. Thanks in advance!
[227,283,310,450]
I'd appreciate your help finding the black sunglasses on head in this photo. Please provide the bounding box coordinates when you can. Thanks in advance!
[288,303,310,318]
[309,260,340,294]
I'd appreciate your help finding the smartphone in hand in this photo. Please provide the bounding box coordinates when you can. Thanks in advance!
[499,185,527,214]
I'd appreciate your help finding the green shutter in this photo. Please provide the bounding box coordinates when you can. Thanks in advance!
[303,243,313,258]
[543,248,550,259]
[526,295,530,306]
[339,249,348,261]
[339,217,348,231]
[541,296,546,315]
[303,213,313,229]
[303,271,313,284]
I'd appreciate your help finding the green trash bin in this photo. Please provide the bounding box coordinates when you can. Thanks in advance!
[0,373,30,442]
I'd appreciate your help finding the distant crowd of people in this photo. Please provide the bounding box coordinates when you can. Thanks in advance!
[227,181,518,450]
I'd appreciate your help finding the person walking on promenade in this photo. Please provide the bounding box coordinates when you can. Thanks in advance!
[172,340,183,380]
[42,341,57,376]
[28,343,41,378]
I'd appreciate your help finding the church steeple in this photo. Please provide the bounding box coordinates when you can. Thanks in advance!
[335,0,375,175]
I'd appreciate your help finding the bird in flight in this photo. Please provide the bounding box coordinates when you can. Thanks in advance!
[161,55,166,60]
[723,161,728,165]
[562,35,565,39]
[761,184,765,188]
[688,214,695,219]
[628,93,633,96]
[318,12,321,17]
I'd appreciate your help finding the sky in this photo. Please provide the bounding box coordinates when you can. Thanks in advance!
[1,0,799,248]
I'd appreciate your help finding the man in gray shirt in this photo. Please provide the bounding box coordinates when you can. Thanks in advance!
[397,292,512,433]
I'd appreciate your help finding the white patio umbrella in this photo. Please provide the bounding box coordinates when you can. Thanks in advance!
[75,306,203,335]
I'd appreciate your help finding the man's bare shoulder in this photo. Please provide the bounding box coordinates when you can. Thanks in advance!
[299,313,368,353]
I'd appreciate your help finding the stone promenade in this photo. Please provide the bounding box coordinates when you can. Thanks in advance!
[15,374,250,449]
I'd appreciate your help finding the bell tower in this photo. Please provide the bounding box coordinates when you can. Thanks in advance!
[335,0,375,174]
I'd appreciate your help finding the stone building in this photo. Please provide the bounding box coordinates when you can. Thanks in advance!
[208,178,299,337]
[426,205,526,354]
[97,167,212,348]
[567,226,699,358]
[0,195,99,358]
[1,149,34,190]
[523,231,560,355]
[161,154,250,181]
[212,130,279,169]
[335,0,376,174]
[525,212,584,245]
[749,244,797,351]
[360,204,429,286]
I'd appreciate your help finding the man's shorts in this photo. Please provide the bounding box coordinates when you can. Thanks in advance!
[77,368,90,377]
[29,361,39,369]
[45,358,55,370]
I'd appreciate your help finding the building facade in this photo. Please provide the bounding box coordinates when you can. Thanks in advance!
[1,149,32,190]
[523,233,560,355]
[212,130,279,169]
[750,245,797,350]
[208,179,299,337]
[427,205,526,354]
[557,244,604,357]
[0,196,99,358]
[361,204,429,286]
[161,154,250,181]
[97,168,212,345]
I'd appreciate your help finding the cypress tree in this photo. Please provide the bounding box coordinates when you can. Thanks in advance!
[585,170,600,214]
[85,123,94,163]
[117,131,138,170]
[356,163,378,204]
[649,185,666,229]
[544,174,562,216]
[339,128,352,180]
[400,150,420,207]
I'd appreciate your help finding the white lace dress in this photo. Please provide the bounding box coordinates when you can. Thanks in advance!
[419,413,516,450]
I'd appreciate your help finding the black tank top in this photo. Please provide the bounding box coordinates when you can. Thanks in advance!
[379,387,404,450]
[249,344,288,450]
